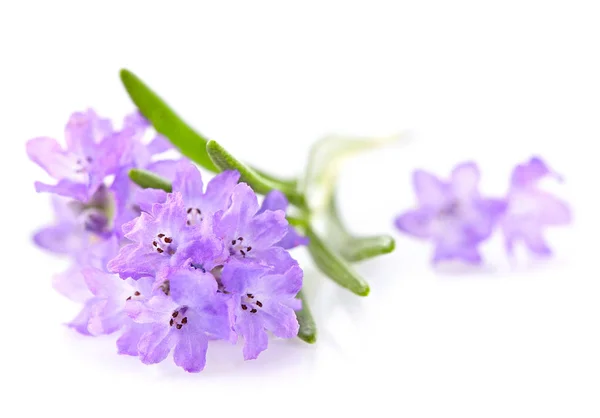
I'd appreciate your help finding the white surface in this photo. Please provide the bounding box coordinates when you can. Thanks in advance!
[1,1,599,417]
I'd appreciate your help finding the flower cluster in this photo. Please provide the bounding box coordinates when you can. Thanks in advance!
[395,158,572,264]
[28,110,305,372]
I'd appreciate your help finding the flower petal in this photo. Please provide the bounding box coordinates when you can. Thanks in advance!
[394,208,434,238]
[259,301,299,339]
[138,323,176,365]
[245,209,288,250]
[237,315,269,360]
[117,323,151,356]
[451,162,480,199]
[169,270,218,308]
[173,327,209,372]
[413,169,448,208]
[215,183,259,238]
[172,161,204,206]
[203,170,241,213]
[26,137,73,179]
[221,260,269,295]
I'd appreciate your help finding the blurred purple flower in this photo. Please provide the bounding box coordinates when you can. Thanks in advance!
[26,109,126,202]
[395,162,505,264]
[68,267,153,348]
[501,157,571,256]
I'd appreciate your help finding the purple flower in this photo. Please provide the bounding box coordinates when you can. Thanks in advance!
[395,162,505,264]
[133,161,240,223]
[26,109,128,202]
[68,267,153,346]
[108,192,226,280]
[501,157,571,256]
[258,190,309,249]
[221,260,302,360]
[53,237,120,303]
[126,269,232,372]
[215,183,289,264]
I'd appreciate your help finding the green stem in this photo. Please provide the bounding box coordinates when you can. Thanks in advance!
[296,290,317,343]
[305,224,370,296]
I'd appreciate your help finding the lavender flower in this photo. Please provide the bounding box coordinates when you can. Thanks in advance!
[108,193,226,280]
[501,157,571,256]
[68,267,153,344]
[221,260,302,360]
[215,183,289,264]
[26,109,126,202]
[395,162,505,264]
[258,190,309,249]
[53,237,120,303]
[126,269,232,372]
[134,161,240,223]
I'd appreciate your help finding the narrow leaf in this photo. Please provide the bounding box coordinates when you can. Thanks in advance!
[327,193,395,262]
[305,225,370,296]
[120,69,218,172]
[128,169,172,192]
[206,140,306,208]
[296,290,317,343]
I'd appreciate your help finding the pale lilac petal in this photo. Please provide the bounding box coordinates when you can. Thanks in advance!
[26,137,74,179]
[53,265,91,303]
[145,159,180,180]
[108,242,161,280]
[202,170,241,213]
[126,294,176,324]
[65,109,112,155]
[172,161,204,205]
[82,268,127,298]
[536,192,572,225]
[169,270,218,308]
[173,329,209,373]
[221,261,269,295]
[35,180,90,201]
[138,324,176,365]
[413,170,448,208]
[258,191,308,249]
[254,265,303,298]
[134,188,168,213]
[511,156,551,188]
[245,210,288,250]
[33,223,80,254]
[258,190,287,213]
[216,183,260,238]
[451,162,480,199]
[147,136,172,155]
[278,227,309,250]
[394,209,434,239]
[117,323,151,356]
[255,246,300,272]
[67,299,97,335]
[237,315,269,360]
[259,302,299,339]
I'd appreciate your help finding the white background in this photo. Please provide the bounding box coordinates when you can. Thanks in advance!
[1,1,599,417]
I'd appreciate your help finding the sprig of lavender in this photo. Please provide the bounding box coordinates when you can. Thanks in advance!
[121,69,397,343]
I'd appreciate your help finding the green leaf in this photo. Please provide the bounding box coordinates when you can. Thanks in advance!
[296,290,317,343]
[300,133,403,212]
[206,140,306,208]
[326,193,395,262]
[128,169,172,192]
[120,69,218,172]
[305,224,370,296]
